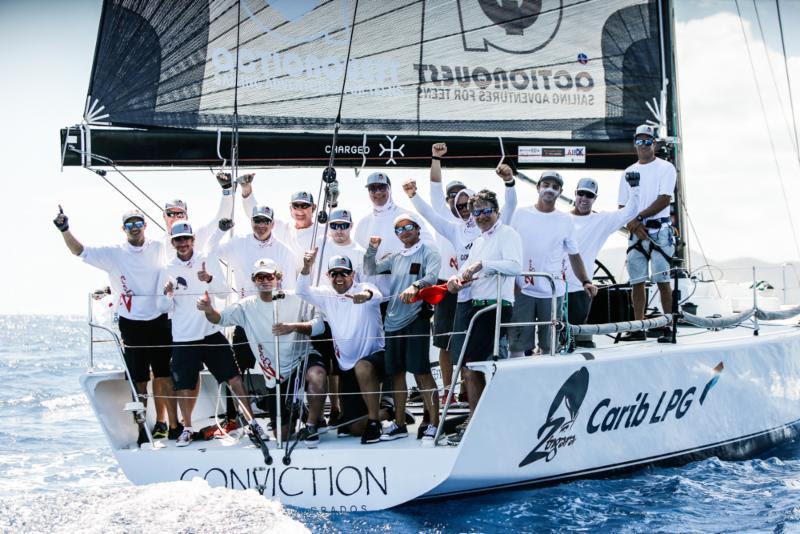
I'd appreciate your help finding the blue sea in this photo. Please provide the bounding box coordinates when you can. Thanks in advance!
[2,314,800,533]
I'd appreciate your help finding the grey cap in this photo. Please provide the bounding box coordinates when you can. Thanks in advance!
[445,180,466,193]
[170,221,194,238]
[251,205,274,220]
[576,178,598,195]
[365,172,391,187]
[329,209,352,224]
[634,124,656,138]
[327,255,353,272]
[252,258,279,276]
[121,209,145,224]
[290,191,314,205]
[165,199,187,212]
[539,171,564,187]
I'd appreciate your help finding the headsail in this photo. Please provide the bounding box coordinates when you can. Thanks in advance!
[63,0,673,169]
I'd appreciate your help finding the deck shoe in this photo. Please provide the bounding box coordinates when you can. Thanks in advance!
[300,425,320,448]
[646,327,668,338]
[152,422,168,439]
[212,418,240,438]
[446,428,465,446]
[619,330,646,342]
[176,428,193,447]
[328,410,341,428]
[137,426,149,447]
[337,425,352,438]
[422,424,437,441]
[380,422,408,441]
[455,416,471,432]
[361,419,382,444]
[168,423,185,440]
[417,422,431,439]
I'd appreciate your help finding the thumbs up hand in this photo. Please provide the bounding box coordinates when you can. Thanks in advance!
[197,261,213,283]
[196,290,213,311]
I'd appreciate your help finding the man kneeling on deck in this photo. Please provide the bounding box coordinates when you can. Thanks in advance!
[158,222,267,447]
[364,213,441,441]
[296,249,387,444]
[197,258,328,448]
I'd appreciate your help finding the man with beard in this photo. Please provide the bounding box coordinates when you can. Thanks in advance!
[618,124,677,342]
[509,172,598,356]
[566,177,640,348]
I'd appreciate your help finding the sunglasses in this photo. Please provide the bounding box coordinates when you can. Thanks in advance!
[394,223,417,235]
[330,222,351,230]
[576,191,596,199]
[634,138,654,146]
[367,184,388,193]
[328,270,352,278]
[456,202,469,211]
[254,273,276,281]
[447,190,465,200]
[291,202,311,210]
[172,235,192,243]
[252,216,272,224]
[124,220,145,230]
[165,210,186,218]
[471,207,495,217]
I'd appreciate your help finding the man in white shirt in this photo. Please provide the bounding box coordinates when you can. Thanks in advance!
[617,124,677,342]
[509,171,598,356]
[54,206,177,445]
[446,190,522,436]
[157,222,264,447]
[197,258,326,448]
[566,177,640,348]
[296,250,387,445]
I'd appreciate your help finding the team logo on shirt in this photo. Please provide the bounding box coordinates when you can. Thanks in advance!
[176,277,188,291]
[119,275,134,312]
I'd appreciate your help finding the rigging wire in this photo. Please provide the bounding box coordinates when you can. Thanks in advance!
[734,0,800,262]
[774,0,800,166]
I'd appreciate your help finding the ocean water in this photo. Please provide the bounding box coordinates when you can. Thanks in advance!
[2,314,800,533]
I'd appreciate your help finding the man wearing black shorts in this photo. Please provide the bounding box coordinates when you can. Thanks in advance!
[54,206,177,445]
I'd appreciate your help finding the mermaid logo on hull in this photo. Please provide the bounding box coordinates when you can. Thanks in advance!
[519,366,589,467]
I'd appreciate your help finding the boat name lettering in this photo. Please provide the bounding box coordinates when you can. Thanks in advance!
[324,144,370,156]
[586,387,696,434]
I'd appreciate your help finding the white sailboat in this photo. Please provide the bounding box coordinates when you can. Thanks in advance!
[64,0,800,511]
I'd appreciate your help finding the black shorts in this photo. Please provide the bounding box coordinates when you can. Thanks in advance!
[447,301,472,360]
[170,331,239,391]
[432,282,457,349]
[385,314,432,375]
[463,304,512,364]
[118,314,172,383]
[311,321,339,376]
[263,351,326,422]
[339,351,386,424]
[232,325,256,372]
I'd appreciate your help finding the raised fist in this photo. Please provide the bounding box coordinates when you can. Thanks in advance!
[303,247,319,271]
[432,143,447,158]
[237,173,255,185]
[53,205,69,232]
[496,163,514,182]
[625,171,640,187]
[368,236,382,249]
[218,218,234,232]
[402,179,417,198]
[216,172,233,190]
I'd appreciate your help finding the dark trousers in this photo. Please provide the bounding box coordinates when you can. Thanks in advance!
[567,291,593,344]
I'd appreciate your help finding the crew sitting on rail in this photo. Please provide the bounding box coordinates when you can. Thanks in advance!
[363,213,442,441]
[197,258,328,448]
[296,250,388,445]
[157,221,267,447]
[508,171,598,356]
[446,190,522,445]
[566,176,640,348]
[54,206,178,445]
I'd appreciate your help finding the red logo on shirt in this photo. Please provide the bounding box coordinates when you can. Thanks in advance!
[119,275,133,312]
[524,260,536,286]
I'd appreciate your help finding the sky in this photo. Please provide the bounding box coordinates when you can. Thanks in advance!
[0,0,799,315]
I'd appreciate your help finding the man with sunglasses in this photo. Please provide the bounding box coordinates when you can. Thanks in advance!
[53,207,177,445]
[566,178,640,348]
[297,249,387,445]
[618,124,677,342]
[363,213,441,441]
[508,171,598,356]
[197,258,326,447]
[157,222,266,447]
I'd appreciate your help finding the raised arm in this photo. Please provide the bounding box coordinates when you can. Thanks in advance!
[430,143,453,219]
[363,237,393,275]
[53,206,85,256]
[405,179,461,246]
[496,164,517,224]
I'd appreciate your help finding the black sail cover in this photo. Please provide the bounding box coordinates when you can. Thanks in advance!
[70,0,671,169]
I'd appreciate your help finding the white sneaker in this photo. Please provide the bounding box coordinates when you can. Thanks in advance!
[422,424,437,441]
[379,422,408,441]
[176,428,193,447]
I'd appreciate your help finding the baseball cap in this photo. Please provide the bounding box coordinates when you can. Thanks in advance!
[327,255,353,272]
[252,205,274,220]
[252,258,279,276]
[170,221,194,239]
[365,172,391,187]
[634,124,656,138]
[121,209,145,224]
[445,180,466,193]
[329,209,352,224]
[576,178,598,196]
[393,212,421,228]
[539,171,564,187]
[165,199,187,212]
[290,191,314,205]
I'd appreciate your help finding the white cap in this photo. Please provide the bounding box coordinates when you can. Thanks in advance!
[327,255,353,272]
[170,221,194,238]
[634,124,656,138]
[252,258,279,276]
[165,199,187,212]
[576,178,598,195]
[329,209,352,224]
[290,191,314,205]
[121,209,145,224]
[251,205,274,220]
[445,180,466,193]
[393,212,421,228]
[366,172,391,187]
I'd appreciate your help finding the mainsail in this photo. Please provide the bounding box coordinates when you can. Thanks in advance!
[62,0,674,169]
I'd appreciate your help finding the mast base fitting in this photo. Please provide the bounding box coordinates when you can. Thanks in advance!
[322,167,337,183]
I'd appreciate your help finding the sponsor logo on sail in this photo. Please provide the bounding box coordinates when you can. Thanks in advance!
[456,0,563,54]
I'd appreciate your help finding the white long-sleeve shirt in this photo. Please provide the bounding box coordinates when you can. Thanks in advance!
[242,193,323,256]
[160,192,233,255]
[459,221,522,303]
[295,273,384,371]
[80,239,165,321]
[157,252,228,342]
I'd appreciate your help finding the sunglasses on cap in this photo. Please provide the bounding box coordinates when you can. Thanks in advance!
[252,216,272,224]
[634,138,654,146]
[291,202,311,209]
[367,184,388,193]
[124,220,145,230]
[254,272,276,281]
[330,222,351,230]
[471,207,495,217]
[394,223,417,235]
[165,210,186,218]
[576,191,596,199]
[328,269,352,278]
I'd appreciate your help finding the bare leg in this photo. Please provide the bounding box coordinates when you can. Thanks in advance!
[187,380,201,418]
[439,348,452,393]
[657,281,673,315]
[227,376,253,421]
[153,377,177,427]
[328,375,341,414]
[463,368,485,416]
[176,383,199,429]
[354,360,380,421]
[632,282,646,321]
[392,373,407,427]
[415,373,440,426]
[306,366,328,425]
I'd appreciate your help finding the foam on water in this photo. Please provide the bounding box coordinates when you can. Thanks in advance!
[0,479,308,534]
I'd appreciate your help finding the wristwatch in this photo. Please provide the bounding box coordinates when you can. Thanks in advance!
[636,215,644,223]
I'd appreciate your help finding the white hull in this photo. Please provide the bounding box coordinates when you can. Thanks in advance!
[81,325,800,510]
